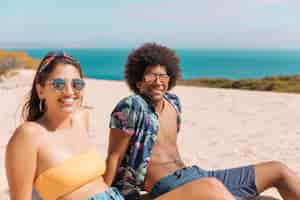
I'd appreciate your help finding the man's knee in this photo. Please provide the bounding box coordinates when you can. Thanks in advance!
[269,161,289,173]
[266,161,293,182]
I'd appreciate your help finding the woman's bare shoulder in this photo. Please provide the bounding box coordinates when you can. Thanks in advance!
[7,121,46,149]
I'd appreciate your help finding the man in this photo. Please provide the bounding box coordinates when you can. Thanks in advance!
[104,43,300,200]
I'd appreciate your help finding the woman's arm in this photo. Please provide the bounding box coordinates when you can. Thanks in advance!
[5,123,39,200]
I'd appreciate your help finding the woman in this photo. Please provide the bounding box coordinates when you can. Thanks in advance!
[5,51,124,200]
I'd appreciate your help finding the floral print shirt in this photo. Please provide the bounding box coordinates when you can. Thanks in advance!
[109,92,182,197]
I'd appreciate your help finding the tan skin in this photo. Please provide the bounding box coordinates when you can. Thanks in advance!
[144,95,184,190]
[104,65,300,200]
[6,64,108,200]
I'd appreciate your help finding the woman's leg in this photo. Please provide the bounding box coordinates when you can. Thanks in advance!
[156,177,235,200]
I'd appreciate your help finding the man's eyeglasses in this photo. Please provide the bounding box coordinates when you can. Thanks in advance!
[144,73,170,83]
[39,51,77,73]
[46,78,85,92]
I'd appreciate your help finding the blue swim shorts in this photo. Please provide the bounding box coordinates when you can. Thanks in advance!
[87,187,124,200]
[149,165,258,200]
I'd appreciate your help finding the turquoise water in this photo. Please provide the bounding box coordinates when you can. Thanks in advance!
[6,48,300,80]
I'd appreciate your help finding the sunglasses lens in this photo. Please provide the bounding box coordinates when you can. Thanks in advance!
[72,79,85,91]
[144,74,155,82]
[160,75,170,82]
[52,79,65,91]
[144,73,169,83]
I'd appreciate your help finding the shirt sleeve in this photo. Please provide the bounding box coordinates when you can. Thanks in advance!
[175,94,182,113]
[165,92,182,133]
[109,97,138,137]
[174,95,182,133]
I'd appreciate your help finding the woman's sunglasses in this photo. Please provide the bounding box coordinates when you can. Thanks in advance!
[47,78,85,92]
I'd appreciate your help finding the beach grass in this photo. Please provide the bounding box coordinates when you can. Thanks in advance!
[0,50,40,80]
[178,75,300,94]
[0,50,40,70]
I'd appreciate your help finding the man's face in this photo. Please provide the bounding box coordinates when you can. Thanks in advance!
[137,65,170,104]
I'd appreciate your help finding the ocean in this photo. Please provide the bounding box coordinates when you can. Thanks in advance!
[6,48,300,80]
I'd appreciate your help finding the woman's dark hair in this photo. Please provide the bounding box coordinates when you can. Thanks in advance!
[125,42,181,93]
[22,51,83,121]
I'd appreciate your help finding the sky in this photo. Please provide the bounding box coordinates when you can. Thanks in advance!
[1,0,300,48]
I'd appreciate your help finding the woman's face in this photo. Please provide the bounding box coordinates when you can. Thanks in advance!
[37,63,84,114]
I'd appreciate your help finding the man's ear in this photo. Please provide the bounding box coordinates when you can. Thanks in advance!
[35,83,44,100]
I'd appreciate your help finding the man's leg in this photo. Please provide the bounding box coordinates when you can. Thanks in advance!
[156,177,235,200]
[206,165,258,199]
[255,161,300,200]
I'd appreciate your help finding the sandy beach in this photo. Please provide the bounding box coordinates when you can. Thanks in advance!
[1,70,300,199]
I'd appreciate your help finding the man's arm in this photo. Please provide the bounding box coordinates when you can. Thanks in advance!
[103,128,131,186]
